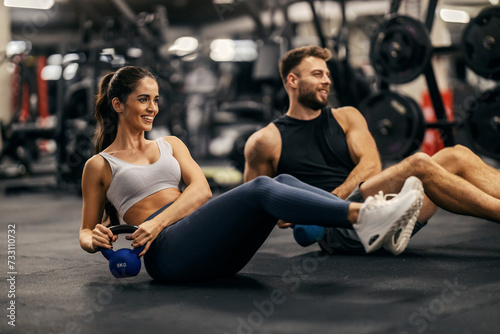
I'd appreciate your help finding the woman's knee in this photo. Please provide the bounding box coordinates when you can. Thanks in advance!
[250,175,273,190]
[253,175,272,183]
[273,174,296,183]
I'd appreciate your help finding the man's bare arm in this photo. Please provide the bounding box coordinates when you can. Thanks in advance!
[332,107,382,199]
[243,125,280,182]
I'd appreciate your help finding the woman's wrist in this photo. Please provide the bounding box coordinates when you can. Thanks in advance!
[89,242,99,253]
[81,236,99,253]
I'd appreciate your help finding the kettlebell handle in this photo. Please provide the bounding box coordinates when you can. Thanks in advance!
[109,224,139,235]
[108,224,145,254]
[100,225,140,259]
[101,225,144,254]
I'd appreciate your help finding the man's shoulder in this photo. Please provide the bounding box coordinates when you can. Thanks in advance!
[251,123,280,143]
[245,123,281,156]
[331,106,360,117]
[331,106,365,128]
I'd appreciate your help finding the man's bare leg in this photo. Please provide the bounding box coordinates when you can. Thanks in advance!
[432,145,500,199]
[359,149,500,223]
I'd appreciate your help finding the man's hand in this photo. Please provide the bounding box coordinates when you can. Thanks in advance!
[277,219,294,229]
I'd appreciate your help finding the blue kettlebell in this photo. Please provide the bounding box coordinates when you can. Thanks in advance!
[293,225,325,247]
[101,225,145,278]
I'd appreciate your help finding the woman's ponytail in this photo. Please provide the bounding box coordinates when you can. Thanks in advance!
[94,72,118,154]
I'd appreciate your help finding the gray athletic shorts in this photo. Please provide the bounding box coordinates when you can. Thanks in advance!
[318,185,427,254]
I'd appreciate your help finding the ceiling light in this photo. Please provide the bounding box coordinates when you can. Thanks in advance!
[62,53,80,65]
[169,37,199,57]
[126,48,143,59]
[439,9,470,24]
[63,63,79,80]
[209,39,257,62]
[6,41,32,57]
[41,65,62,81]
[210,39,235,62]
[4,0,54,10]
[47,54,62,65]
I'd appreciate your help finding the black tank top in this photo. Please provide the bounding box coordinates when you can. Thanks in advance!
[273,108,356,192]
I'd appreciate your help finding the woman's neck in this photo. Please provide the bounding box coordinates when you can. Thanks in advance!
[110,126,148,151]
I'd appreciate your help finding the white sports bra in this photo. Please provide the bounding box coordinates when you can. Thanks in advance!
[99,138,182,218]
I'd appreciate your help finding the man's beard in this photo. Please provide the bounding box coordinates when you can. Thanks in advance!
[298,86,328,110]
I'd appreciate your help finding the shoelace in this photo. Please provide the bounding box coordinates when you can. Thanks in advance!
[367,191,398,208]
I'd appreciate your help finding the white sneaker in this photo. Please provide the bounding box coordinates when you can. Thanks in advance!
[383,176,424,255]
[353,177,424,254]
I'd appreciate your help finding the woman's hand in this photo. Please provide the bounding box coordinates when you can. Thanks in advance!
[91,224,118,251]
[126,220,163,257]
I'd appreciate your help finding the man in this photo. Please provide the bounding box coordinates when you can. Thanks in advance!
[244,45,500,255]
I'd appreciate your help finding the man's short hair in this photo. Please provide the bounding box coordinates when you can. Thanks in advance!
[279,46,332,83]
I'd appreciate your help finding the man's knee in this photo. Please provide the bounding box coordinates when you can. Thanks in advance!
[432,145,472,173]
[404,152,434,175]
[433,145,469,160]
[449,144,474,158]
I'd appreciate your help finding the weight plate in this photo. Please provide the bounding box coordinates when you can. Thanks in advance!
[461,6,500,80]
[370,15,433,84]
[465,88,500,160]
[359,91,426,160]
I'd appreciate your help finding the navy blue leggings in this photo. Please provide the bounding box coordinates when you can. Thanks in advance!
[143,174,351,282]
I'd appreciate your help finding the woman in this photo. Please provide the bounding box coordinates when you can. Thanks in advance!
[79,66,423,282]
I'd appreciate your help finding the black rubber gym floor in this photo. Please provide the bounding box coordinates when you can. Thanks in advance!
[1,186,499,334]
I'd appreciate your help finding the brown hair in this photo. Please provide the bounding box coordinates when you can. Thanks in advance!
[93,66,156,225]
[279,46,332,83]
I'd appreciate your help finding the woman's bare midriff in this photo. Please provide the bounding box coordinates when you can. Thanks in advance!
[123,188,182,225]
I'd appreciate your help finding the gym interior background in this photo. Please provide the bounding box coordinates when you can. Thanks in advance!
[1,1,499,333]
